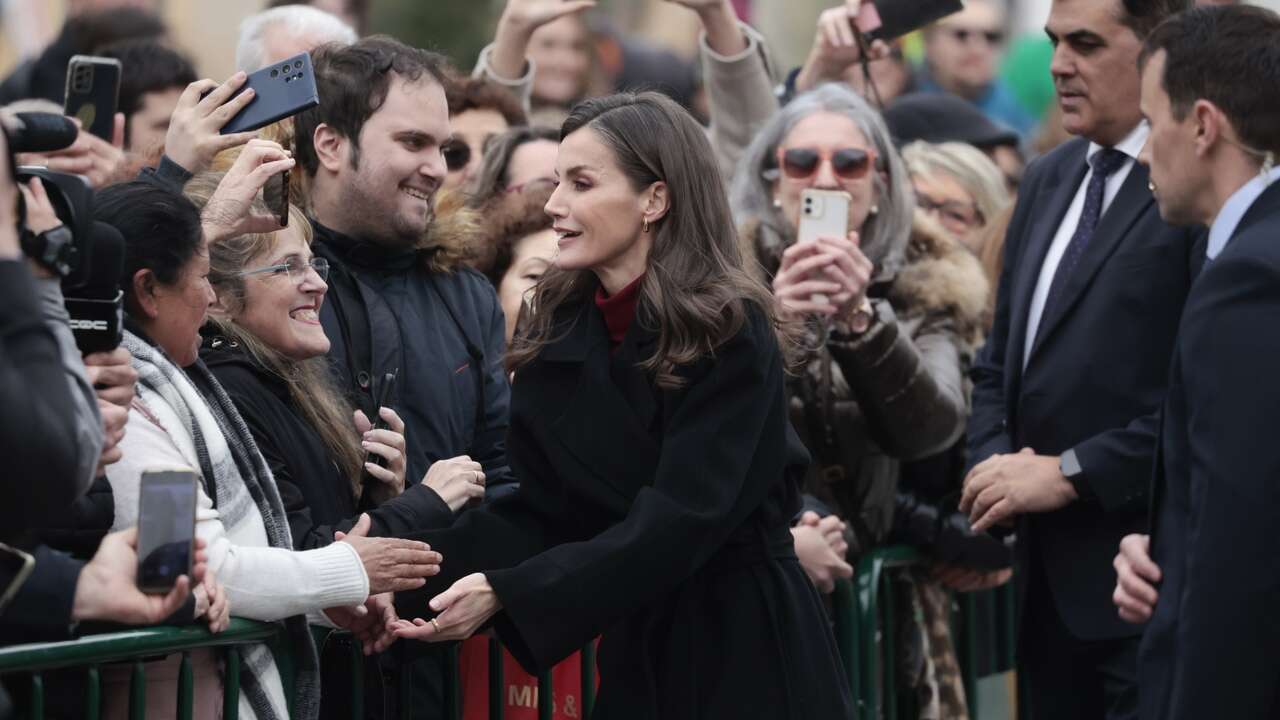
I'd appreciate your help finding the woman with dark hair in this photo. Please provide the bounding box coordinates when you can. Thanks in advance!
[98,148,441,719]
[466,124,560,205]
[391,91,852,719]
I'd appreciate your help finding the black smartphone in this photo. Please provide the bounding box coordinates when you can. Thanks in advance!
[263,169,290,227]
[362,369,399,482]
[859,0,964,42]
[64,55,121,142]
[220,52,320,135]
[136,468,198,594]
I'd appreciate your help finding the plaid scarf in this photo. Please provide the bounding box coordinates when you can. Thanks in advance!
[123,330,321,720]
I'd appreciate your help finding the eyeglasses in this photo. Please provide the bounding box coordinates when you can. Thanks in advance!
[233,256,329,283]
[916,193,985,232]
[946,27,1004,45]
[442,140,472,172]
[776,147,878,181]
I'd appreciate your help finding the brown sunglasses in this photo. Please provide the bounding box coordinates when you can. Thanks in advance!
[776,147,878,181]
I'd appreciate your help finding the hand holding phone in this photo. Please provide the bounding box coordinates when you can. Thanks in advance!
[362,370,400,483]
[136,468,198,593]
[218,53,319,135]
[164,73,260,175]
[797,189,852,307]
[64,55,120,142]
[201,138,295,243]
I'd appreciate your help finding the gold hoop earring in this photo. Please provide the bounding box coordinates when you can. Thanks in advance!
[642,218,651,233]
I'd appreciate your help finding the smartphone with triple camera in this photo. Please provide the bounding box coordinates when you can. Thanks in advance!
[64,55,121,142]
[263,169,290,227]
[362,370,399,484]
[219,52,319,135]
[798,189,851,306]
[136,468,198,594]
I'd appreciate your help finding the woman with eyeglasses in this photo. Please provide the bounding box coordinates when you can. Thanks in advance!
[99,143,444,720]
[183,171,485,558]
[901,140,1011,255]
[730,83,990,718]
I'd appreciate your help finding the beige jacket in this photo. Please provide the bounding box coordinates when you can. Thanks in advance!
[700,21,782,180]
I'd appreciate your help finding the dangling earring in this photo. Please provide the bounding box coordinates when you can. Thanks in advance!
[773,196,782,209]
[869,204,880,216]
[642,217,651,233]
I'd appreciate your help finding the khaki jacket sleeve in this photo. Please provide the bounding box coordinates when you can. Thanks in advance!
[473,43,534,114]
[701,21,780,181]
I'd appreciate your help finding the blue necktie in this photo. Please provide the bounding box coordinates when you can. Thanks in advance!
[1039,147,1129,331]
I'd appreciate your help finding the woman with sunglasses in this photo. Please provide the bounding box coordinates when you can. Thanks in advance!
[730,82,989,718]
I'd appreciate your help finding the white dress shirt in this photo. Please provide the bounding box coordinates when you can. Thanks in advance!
[1023,122,1151,368]
[1206,165,1280,260]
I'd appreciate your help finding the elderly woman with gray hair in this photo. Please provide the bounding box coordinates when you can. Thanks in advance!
[729,82,989,719]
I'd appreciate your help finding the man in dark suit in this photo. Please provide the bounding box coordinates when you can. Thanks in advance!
[1110,7,1280,719]
[958,0,1200,716]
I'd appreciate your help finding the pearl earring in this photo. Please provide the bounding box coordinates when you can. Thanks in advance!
[869,204,879,216]
[773,197,782,209]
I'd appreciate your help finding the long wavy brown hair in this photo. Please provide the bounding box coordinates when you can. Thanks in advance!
[184,172,365,497]
[507,92,795,388]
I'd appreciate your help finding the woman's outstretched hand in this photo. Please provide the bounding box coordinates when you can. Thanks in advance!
[390,573,501,642]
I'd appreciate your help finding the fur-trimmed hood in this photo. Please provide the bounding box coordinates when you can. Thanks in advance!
[419,188,485,273]
[739,210,989,351]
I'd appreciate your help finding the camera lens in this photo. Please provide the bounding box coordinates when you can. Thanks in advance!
[295,60,303,69]
[282,65,291,74]
[271,69,278,78]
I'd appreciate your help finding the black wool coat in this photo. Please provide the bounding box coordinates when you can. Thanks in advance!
[200,333,456,550]
[395,298,853,720]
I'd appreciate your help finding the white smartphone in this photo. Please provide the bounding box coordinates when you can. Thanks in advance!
[797,189,851,306]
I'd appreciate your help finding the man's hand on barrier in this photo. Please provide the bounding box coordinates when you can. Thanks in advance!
[961,448,1076,533]
[390,573,501,643]
[164,74,259,175]
[337,514,443,594]
[1113,534,1161,624]
[72,528,206,624]
[933,565,1012,593]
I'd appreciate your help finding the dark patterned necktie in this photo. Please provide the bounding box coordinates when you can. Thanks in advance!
[1039,147,1129,332]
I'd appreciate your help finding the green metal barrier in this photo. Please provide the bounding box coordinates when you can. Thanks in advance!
[0,619,282,720]
[0,551,1005,720]
[833,545,1018,720]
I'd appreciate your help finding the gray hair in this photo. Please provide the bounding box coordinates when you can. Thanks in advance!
[901,140,1010,230]
[729,83,914,275]
[235,5,357,72]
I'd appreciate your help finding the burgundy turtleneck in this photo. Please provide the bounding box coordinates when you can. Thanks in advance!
[594,274,645,351]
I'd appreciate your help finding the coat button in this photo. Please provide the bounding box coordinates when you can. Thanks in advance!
[357,371,371,390]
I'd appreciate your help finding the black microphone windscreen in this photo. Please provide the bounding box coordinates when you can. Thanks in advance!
[9,112,79,154]
[79,221,126,300]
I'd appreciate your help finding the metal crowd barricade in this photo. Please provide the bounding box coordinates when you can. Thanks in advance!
[833,544,1019,720]
[0,618,282,720]
[1,551,1008,720]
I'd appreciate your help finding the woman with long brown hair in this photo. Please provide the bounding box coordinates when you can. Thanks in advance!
[390,91,853,719]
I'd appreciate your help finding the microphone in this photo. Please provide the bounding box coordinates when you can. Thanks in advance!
[64,222,125,354]
[4,112,79,154]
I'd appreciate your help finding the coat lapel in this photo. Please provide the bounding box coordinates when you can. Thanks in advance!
[544,302,661,502]
[1028,161,1153,362]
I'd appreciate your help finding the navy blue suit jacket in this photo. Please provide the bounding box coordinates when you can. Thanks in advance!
[967,137,1203,640]
[1139,182,1280,719]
